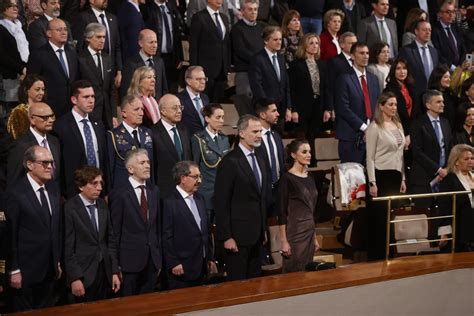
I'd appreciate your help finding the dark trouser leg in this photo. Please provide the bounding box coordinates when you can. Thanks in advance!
[122,256,158,296]
[226,242,262,281]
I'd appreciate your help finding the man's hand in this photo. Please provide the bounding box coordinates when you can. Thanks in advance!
[112,117,119,128]
[369,183,378,197]
[285,109,292,122]
[10,272,22,289]
[114,71,122,88]
[323,110,331,122]
[171,264,184,276]
[56,262,62,280]
[400,180,407,193]
[280,239,291,257]
[112,274,121,293]
[207,261,218,274]
[224,238,239,252]
[71,279,85,297]
[291,111,299,123]
[438,168,448,179]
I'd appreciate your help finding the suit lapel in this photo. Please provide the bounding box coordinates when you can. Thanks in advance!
[127,182,148,225]
[97,201,107,241]
[410,44,424,72]
[24,181,49,228]
[202,131,222,156]
[349,73,364,99]
[262,51,280,82]
[68,113,87,156]
[423,114,439,147]
[46,44,68,79]
[236,147,260,192]
[85,51,102,82]
[74,195,99,240]
[158,121,179,160]
[176,190,201,232]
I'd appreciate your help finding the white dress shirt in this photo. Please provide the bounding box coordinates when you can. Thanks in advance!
[72,109,100,167]
[78,193,99,230]
[261,127,280,177]
[206,5,226,39]
[49,41,69,75]
[161,118,180,145]
[27,173,52,215]
[239,143,262,185]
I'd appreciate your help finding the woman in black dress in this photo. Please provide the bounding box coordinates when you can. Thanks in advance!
[278,139,320,273]
[453,102,474,146]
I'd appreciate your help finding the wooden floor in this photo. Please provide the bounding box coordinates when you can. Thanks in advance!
[15,253,474,316]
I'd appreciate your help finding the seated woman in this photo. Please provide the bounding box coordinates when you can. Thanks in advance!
[453,103,474,146]
[367,41,391,92]
[319,9,344,61]
[438,144,474,252]
[127,66,159,128]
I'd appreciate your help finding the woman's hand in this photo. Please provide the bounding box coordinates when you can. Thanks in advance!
[280,239,291,257]
[369,183,378,197]
[291,111,299,123]
[314,237,320,252]
[400,180,406,193]
[439,234,449,248]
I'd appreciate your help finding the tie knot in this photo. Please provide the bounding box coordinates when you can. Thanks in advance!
[360,74,365,79]
[87,204,95,210]
[138,185,146,191]
[273,54,277,59]
[38,187,45,193]
[132,129,138,134]
[96,52,101,56]
[57,48,63,53]
[171,126,177,133]
[194,96,200,102]
[99,13,104,18]
[81,118,89,124]
[266,130,271,135]
[215,12,219,17]
[160,4,166,10]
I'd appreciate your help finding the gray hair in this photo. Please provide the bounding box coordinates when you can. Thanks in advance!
[339,31,356,44]
[125,148,149,169]
[184,65,204,79]
[120,94,140,111]
[423,89,443,108]
[237,114,259,135]
[172,161,198,185]
[241,0,259,7]
[84,22,106,40]
[23,145,40,170]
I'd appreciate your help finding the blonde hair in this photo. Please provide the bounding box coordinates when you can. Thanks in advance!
[447,144,474,173]
[295,33,320,60]
[373,91,402,129]
[323,9,345,28]
[127,66,155,97]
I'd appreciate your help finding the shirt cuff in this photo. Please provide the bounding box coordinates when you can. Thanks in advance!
[360,123,368,132]
[438,225,452,236]
[8,269,21,275]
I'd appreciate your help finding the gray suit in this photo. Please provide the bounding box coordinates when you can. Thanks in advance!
[357,15,398,57]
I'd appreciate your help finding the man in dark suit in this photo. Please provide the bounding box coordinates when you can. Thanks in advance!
[53,80,108,198]
[78,23,116,129]
[249,26,292,132]
[189,0,231,102]
[255,99,284,217]
[151,94,191,195]
[7,102,60,189]
[120,29,168,99]
[431,1,464,70]
[178,66,210,137]
[117,0,145,61]
[109,149,161,296]
[163,161,214,289]
[214,115,268,281]
[410,89,452,207]
[142,0,184,93]
[6,146,62,311]
[0,192,8,295]
[64,166,120,302]
[399,20,439,102]
[335,42,380,164]
[107,95,154,189]
[72,0,123,88]
[28,18,79,118]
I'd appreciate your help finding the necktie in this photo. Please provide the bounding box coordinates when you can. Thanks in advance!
[171,127,183,159]
[249,153,261,189]
[38,187,51,223]
[139,185,148,224]
[421,46,431,80]
[272,54,281,81]
[360,75,372,119]
[96,52,103,80]
[193,96,205,125]
[432,120,445,167]
[379,20,388,43]
[98,13,110,54]
[445,26,459,65]
[214,12,223,39]
[81,119,97,167]
[214,135,220,150]
[160,5,173,53]
[132,129,141,147]
[266,131,278,184]
[87,204,99,234]
[188,196,201,230]
[147,58,154,67]
[57,48,69,77]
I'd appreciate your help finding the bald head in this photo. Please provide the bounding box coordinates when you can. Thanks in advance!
[159,94,182,125]
[29,102,55,135]
[47,18,68,47]
[139,29,158,57]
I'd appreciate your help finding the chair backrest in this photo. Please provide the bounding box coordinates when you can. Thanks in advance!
[221,103,239,136]
[268,225,282,267]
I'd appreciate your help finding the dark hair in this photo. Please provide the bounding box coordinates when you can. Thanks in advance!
[255,98,277,115]
[201,103,223,118]
[172,160,198,185]
[423,89,443,108]
[237,114,259,136]
[262,26,281,41]
[281,10,302,37]
[23,145,40,170]
[350,42,367,55]
[0,0,14,15]
[71,80,93,97]
[428,64,450,91]
[285,139,309,166]
[404,8,428,32]
[18,74,46,104]
[455,102,474,132]
[461,76,474,101]
[414,19,430,30]
[369,41,389,64]
[74,165,102,189]
[386,57,414,88]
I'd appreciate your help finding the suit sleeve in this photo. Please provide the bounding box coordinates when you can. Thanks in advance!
[410,122,440,176]
[104,203,120,274]
[64,204,84,284]
[26,51,42,76]
[191,134,201,163]
[189,14,202,66]
[5,194,20,272]
[335,76,365,131]
[27,23,46,50]
[108,189,123,261]
[214,157,236,241]
[162,199,180,270]
[248,56,267,101]
[365,123,378,183]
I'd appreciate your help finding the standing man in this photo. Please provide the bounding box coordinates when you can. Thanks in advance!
[54,80,108,198]
[177,66,210,137]
[6,146,62,311]
[335,42,380,164]
[163,161,213,289]
[0,192,8,296]
[214,115,268,280]
[109,149,161,296]
[189,0,231,102]
[64,166,120,302]
[78,23,116,130]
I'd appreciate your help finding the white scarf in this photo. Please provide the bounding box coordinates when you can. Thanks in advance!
[455,171,474,208]
[0,18,29,63]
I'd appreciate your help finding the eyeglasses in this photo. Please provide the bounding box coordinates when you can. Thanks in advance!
[87,180,104,188]
[193,77,208,82]
[187,174,202,181]
[167,104,184,112]
[442,10,456,15]
[32,160,54,168]
[32,113,56,121]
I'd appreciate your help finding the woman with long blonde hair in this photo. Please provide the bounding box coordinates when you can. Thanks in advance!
[127,66,160,127]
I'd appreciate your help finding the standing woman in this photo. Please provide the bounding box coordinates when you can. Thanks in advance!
[7,74,46,140]
[319,9,344,61]
[278,139,320,273]
[453,103,474,146]
[428,64,458,128]
[0,0,29,108]
[191,103,230,223]
[366,91,406,260]
[289,33,330,166]
[127,66,160,128]
[281,10,304,67]
[367,41,391,92]
[402,8,428,46]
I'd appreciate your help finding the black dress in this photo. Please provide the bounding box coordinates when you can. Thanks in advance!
[278,172,318,272]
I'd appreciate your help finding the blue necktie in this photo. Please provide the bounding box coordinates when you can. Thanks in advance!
[272,54,280,81]
[214,12,223,39]
[193,96,205,125]
[421,46,431,80]
[160,5,173,53]
[266,131,278,184]
[432,120,445,167]
[171,127,183,159]
[57,48,69,77]
[87,204,99,235]
[188,196,201,230]
[81,119,97,167]
[249,153,261,189]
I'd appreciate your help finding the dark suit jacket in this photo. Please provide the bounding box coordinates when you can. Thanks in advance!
[431,21,464,68]
[109,182,161,273]
[163,189,211,280]
[0,192,9,286]
[6,130,61,188]
[409,114,452,187]
[249,49,291,115]
[335,70,380,141]
[78,49,115,129]
[327,53,353,110]
[384,82,417,135]
[357,15,398,56]
[0,26,25,79]
[177,89,209,137]
[64,195,119,288]
[117,1,145,61]
[120,53,168,99]
[150,120,191,194]
[72,8,122,72]
[27,15,75,50]
[328,0,366,33]
[6,177,61,287]
[214,145,268,246]
[27,43,79,118]
[189,9,231,80]
[53,112,108,198]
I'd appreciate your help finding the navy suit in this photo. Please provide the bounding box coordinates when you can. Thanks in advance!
[335,69,380,164]
[431,21,464,68]
[327,53,353,110]
[109,182,161,295]
[163,189,211,289]
[177,89,209,137]
[107,123,154,188]
[117,1,145,61]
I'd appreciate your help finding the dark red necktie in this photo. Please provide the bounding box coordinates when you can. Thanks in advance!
[360,75,372,119]
[139,185,148,224]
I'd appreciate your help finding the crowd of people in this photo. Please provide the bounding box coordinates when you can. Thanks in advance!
[0,0,473,313]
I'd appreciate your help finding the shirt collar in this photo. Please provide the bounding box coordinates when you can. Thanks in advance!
[206,5,219,16]
[27,173,44,193]
[186,86,200,100]
[87,45,100,55]
[122,121,138,135]
[439,21,451,29]
[415,39,429,49]
[160,118,176,131]
[139,50,153,61]
[262,126,271,135]
[44,13,54,21]
[427,112,439,122]
[242,18,257,26]
[205,126,218,139]
[79,193,95,207]
[49,41,64,51]
[239,142,254,156]
[72,108,89,122]
[176,185,192,199]
[129,176,146,189]
[352,66,366,78]
[29,126,47,143]
[264,47,277,59]
[91,6,105,17]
